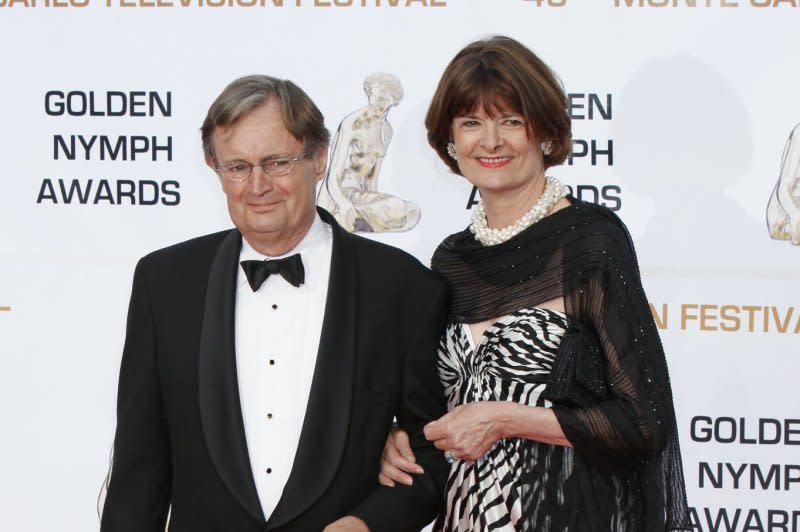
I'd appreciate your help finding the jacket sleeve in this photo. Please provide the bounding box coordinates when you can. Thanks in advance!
[349,280,450,531]
[100,258,171,532]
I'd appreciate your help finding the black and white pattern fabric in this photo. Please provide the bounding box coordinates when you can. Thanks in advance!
[434,307,568,532]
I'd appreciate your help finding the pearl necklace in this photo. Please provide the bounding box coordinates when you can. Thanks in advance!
[469,176,570,246]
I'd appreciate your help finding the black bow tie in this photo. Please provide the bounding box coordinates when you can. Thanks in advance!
[241,254,305,290]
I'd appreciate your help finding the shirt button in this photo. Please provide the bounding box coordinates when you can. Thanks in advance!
[268,359,275,366]
[267,413,273,420]
[272,304,278,310]
[266,468,272,474]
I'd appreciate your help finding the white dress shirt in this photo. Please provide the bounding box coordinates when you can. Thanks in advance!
[234,214,333,520]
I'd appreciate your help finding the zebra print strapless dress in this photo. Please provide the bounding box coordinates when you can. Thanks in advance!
[434,307,568,532]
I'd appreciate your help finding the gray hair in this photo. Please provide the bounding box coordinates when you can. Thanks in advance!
[201,75,330,161]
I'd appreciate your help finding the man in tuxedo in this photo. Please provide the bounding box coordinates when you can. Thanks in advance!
[100,75,449,532]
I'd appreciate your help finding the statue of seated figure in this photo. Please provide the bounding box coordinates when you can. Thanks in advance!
[318,73,420,233]
[767,122,800,245]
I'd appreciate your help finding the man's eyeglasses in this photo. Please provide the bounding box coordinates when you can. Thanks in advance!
[215,153,308,182]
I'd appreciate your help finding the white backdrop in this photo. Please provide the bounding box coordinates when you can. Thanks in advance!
[1,1,799,530]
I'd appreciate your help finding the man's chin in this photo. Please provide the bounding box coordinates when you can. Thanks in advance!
[242,224,284,239]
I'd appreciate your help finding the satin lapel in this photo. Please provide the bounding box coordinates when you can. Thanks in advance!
[197,229,265,524]
[266,211,358,529]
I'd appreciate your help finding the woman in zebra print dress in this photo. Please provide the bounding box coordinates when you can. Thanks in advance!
[378,36,690,531]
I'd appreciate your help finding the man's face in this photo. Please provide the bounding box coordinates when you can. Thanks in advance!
[208,99,326,254]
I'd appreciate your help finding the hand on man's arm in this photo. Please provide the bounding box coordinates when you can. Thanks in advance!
[324,516,370,532]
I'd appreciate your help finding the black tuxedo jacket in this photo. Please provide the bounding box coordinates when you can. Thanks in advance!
[101,209,450,532]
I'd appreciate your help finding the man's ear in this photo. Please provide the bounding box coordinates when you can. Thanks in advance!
[206,154,226,190]
[313,147,328,183]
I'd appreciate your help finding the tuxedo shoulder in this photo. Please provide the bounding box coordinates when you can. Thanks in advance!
[349,234,444,290]
[348,233,440,282]
[138,229,234,270]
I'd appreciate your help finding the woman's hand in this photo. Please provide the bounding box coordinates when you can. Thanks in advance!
[378,428,424,487]
[424,402,571,461]
[423,402,510,462]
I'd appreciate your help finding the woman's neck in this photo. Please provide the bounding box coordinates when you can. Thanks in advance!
[480,173,546,229]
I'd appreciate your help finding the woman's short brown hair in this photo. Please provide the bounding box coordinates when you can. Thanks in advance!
[425,35,571,175]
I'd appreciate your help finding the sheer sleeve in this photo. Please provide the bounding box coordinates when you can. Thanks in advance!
[550,230,660,463]
[548,212,690,530]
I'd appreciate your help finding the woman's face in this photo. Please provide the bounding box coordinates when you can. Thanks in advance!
[450,105,545,196]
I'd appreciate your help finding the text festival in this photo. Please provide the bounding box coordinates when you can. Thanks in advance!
[0,0,446,7]
[649,303,800,334]
[4,0,800,8]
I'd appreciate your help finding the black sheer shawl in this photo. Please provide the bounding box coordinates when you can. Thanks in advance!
[431,198,690,531]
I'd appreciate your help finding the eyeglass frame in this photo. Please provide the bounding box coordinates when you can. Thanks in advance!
[214,153,310,183]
